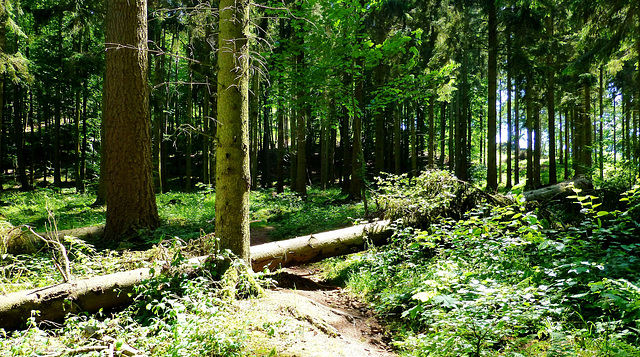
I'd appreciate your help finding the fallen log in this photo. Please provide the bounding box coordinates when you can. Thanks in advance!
[251,220,392,271]
[1,224,105,255]
[522,175,592,202]
[0,221,392,330]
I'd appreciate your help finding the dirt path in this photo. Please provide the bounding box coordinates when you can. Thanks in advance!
[232,266,396,357]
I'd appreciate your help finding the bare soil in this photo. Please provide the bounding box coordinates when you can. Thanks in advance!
[232,266,396,357]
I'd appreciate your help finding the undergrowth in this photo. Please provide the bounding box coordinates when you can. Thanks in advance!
[321,171,640,356]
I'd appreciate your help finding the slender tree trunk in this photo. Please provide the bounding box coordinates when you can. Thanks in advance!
[487,0,498,190]
[185,61,193,192]
[599,66,604,180]
[534,105,541,188]
[374,65,385,175]
[525,86,533,188]
[203,83,211,185]
[262,84,271,188]
[350,65,364,198]
[439,102,446,167]
[394,104,401,175]
[564,107,569,180]
[13,85,29,190]
[410,102,418,176]
[0,20,4,191]
[103,0,160,241]
[216,0,251,260]
[428,95,435,168]
[506,35,513,188]
[546,15,557,185]
[74,84,83,192]
[276,81,285,193]
[81,83,88,188]
[514,81,520,185]
[250,73,259,189]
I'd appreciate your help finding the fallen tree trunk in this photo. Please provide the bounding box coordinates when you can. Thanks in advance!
[0,221,392,330]
[523,175,592,202]
[1,225,105,255]
[251,220,392,271]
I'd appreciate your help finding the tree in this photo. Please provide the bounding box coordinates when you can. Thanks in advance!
[215,0,251,261]
[103,0,160,242]
[486,0,498,191]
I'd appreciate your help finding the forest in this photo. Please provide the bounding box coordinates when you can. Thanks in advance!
[1,0,640,356]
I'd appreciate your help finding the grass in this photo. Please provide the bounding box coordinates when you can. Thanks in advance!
[0,186,364,293]
[0,186,363,241]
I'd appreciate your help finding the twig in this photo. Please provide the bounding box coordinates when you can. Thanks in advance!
[25,226,71,283]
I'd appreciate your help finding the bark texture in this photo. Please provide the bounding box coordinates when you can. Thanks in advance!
[216,0,251,260]
[103,0,160,242]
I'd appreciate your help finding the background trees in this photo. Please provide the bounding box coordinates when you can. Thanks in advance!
[0,0,639,211]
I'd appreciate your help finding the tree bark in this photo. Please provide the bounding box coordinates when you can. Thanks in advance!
[216,0,251,261]
[103,0,160,242]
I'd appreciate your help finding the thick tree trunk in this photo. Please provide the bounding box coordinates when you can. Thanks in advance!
[103,0,160,241]
[216,0,251,260]
[0,221,392,331]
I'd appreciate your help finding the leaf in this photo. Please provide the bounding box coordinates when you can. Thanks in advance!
[433,294,459,308]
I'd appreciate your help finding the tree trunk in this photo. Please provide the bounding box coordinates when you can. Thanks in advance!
[439,102,446,167]
[374,65,385,176]
[394,104,401,175]
[514,81,520,185]
[276,80,285,193]
[534,106,541,188]
[14,85,30,190]
[0,18,4,192]
[428,95,435,168]
[185,61,193,192]
[599,66,604,181]
[547,15,557,185]
[525,86,533,188]
[216,0,251,261]
[103,0,160,242]
[486,0,498,191]
[506,37,512,189]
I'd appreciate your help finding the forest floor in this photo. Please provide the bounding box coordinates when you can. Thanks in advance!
[242,226,395,356]
[234,266,395,357]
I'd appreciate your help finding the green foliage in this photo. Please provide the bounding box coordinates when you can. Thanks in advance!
[374,170,491,227]
[324,175,640,356]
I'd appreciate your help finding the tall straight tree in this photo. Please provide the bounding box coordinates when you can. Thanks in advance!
[546,13,557,185]
[216,0,251,261]
[486,0,498,191]
[103,0,160,242]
